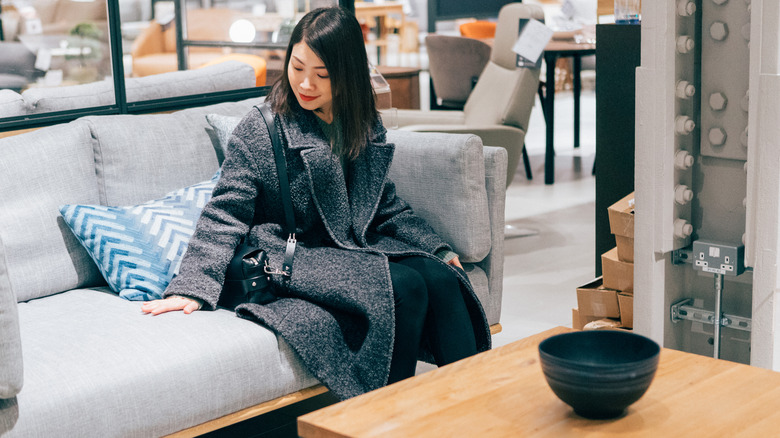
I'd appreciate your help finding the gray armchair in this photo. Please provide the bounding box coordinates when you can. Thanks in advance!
[0,42,43,92]
[389,3,545,187]
[426,34,491,110]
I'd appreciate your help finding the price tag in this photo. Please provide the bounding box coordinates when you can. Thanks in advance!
[35,48,52,71]
[43,70,63,87]
[561,0,576,20]
[512,19,553,69]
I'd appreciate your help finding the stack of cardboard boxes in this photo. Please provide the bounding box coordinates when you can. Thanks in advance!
[573,193,635,330]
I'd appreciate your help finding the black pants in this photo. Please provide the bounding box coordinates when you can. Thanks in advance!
[386,256,478,384]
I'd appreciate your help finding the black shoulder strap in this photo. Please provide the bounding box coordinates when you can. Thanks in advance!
[257,103,296,277]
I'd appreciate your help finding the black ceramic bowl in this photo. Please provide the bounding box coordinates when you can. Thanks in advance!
[538,330,660,419]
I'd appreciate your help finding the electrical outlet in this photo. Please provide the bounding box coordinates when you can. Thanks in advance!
[692,240,745,276]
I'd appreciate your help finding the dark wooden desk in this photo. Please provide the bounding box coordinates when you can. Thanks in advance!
[376,66,421,110]
[542,41,596,185]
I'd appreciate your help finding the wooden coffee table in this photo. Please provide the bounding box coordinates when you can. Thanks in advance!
[298,326,780,437]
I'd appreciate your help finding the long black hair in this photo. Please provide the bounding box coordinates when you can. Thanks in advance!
[268,7,379,160]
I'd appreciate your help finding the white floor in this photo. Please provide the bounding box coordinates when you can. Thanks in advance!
[494,89,597,347]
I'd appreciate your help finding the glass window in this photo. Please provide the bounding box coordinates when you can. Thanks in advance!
[0,0,348,129]
[121,0,338,103]
[0,0,114,118]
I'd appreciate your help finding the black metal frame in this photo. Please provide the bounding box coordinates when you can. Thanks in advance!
[427,0,514,33]
[0,3,5,41]
[0,0,352,133]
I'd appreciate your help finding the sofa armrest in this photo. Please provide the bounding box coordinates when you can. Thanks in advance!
[386,109,466,128]
[398,124,525,187]
[478,146,508,325]
[0,235,23,399]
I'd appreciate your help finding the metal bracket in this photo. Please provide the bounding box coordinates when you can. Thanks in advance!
[670,299,752,332]
[672,248,693,265]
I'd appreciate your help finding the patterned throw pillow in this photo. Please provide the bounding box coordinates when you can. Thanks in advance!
[205,113,241,155]
[59,172,220,301]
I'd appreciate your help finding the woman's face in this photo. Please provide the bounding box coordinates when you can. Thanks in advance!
[288,42,333,123]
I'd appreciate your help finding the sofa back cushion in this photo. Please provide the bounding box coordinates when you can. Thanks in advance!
[83,97,261,207]
[22,80,115,114]
[0,90,27,118]
[125,61,256,103]
[0,122,104,302]
[202,117,491,263]
[386,130,491,263]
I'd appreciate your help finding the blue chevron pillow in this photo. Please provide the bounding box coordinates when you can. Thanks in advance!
[59,171,220,301]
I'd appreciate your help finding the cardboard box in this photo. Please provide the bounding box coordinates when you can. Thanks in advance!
[572,308,602,330]
[572,308,582,330]
[608,192,635,238]
[576,277,620,319]
[601,247,634,292]
[618,292,634,329]
[615,234,634,263]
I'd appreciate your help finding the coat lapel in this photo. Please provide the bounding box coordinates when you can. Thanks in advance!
[348,141,394,242]
[278,107,393,246]
[280,108,352,245]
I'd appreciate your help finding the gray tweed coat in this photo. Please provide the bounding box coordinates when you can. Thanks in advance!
[165,104,490,400]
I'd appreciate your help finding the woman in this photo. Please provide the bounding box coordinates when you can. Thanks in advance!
[142,6,490,400]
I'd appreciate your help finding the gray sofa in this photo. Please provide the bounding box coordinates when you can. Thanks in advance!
[0,60,256,118]
[0,96,507,436]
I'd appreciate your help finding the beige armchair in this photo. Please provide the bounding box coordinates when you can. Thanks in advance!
[131,8,243,77]
[390,3,545,187]
[425,34,491,110]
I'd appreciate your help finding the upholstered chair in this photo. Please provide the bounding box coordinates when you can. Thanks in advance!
[425,35,491,110]
[390,3,545,187]
[459,20,497,39]
[131,8,268,80]
[0,42,43,92]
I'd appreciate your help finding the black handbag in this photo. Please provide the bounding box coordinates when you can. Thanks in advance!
[218,103,297,309]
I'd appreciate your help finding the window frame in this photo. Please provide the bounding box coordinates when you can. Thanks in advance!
[0,0,354,132]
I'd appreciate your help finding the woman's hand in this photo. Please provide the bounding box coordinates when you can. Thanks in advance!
[447,256,463,270]
[141,296,201,315]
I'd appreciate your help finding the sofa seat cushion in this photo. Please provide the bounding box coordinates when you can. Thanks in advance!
[5,289,317,437]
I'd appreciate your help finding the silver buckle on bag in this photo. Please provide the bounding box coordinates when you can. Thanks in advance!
[263,234,296,277]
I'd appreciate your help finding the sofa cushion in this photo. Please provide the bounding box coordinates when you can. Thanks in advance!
[80,97,262,208]
[60,172,220,301]
[0,122,104,302]
[204,117,492,262]
[84,113,220,206]
[125,61,256,102]
[22,80,115,113]
[205,112,241,156]
[0,90,27,118]
[386,130,492,263]
[0,237,23,399]
[6,289,317,437]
